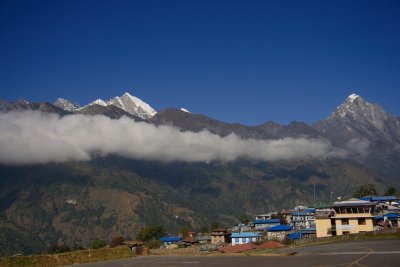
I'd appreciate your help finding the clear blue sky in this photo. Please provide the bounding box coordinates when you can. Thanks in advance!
[1,0,399,125]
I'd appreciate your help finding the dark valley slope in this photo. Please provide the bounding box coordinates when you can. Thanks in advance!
[0,93,399,256]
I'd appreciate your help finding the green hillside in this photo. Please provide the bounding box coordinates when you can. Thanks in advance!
[0,157,388,256]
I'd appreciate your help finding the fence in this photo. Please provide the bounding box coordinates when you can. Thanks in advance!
[291,228,399,246]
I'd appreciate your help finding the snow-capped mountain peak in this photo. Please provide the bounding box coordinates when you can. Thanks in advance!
[180,108,191,113]
[347,93,360,102]
[79,92,157,119]
[315,93,399,145]
[333,93,370,118]
[54,98,81,111]
[107,92,157,119]
[89,99,108,107]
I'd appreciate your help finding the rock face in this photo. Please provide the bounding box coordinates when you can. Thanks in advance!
[314,94,400,148]
[0,92,400,257]
[107,92,157,119]
[54,98,81,112]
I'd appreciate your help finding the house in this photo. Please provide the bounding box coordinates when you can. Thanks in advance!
[375,212,400,228]
[360,196,400,215]
[288,227,316,240]
[360,195,399,204]
[281,210,293,225]
[301,227,316,238]
[267,225,291,241]
[315,198,376,238]
[291,208,315,230]
[160,236,182,246]
[211,228,231,244]
[252,219,281,231]
[196,234,211,244]
[254,212,277,220]
[231,232,262,245]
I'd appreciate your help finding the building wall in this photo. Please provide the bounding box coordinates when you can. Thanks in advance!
[232,237,260,245]
[316,215,374,237]
[315,218,332,238]
[335,217,374,235]
[211,235,225,244]
[267,231,288,241]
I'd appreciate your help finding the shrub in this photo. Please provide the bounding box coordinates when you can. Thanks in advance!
[110,235,125,248]
[47,243,71,254]
[89,238,107,249]
[145,239,162,249]
[136,225,166,242]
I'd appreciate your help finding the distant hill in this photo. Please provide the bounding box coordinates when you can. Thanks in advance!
[0,93,399,256]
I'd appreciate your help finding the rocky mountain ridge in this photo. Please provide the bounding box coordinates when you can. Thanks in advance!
[0,92,399,256]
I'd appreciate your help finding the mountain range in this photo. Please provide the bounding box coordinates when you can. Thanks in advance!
[0,92,399,256]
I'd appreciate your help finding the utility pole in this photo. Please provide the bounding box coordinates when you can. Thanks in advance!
[313,184,316,207]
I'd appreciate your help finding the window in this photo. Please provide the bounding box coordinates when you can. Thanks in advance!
[358,218,366,225]
[343,231,350,235]
[341,219,349,225]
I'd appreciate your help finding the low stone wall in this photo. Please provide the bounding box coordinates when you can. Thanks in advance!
[149,247,208,256]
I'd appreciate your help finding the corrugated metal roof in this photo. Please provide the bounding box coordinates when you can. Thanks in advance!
[231,232,261,238]
[360,196,398,202]
[253,219,280,224]
[301,227,316,233]
[268,225,291,232]
[384,213,400,218]
[288,232,302,240]
[160,237,182,242]
[333,199,374,206]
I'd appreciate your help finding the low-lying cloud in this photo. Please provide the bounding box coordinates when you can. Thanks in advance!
[0,111,337,165]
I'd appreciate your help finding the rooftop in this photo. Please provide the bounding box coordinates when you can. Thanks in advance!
[268,225,292,232]
[253,219,281,224]
[333,198,375,207]
[231,232,261,238]
[360,196,399,202]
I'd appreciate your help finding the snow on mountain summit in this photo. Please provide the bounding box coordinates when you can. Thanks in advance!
[82,92,157,119]
[180,108,191,113]
[108,92,157,119]
[54,98,81,111]
[88,99,108,107]
[315,93,399,145]
[347,93,360,102]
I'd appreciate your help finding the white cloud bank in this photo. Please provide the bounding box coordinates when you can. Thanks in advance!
[0,111,338,165]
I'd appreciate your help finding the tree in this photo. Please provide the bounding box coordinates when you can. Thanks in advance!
[179,226,189,239]
[239,214,250,225]
[211,222,219,230]
[200,225,209,234]
[47,244,71,254]
[352,184,377,198]
[110,235,125,248]
[136,225,166,242]
[384,187,396,196]
[272,212,287,225]
[89,238,107,249]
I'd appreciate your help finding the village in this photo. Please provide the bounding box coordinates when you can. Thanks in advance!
[155,195,400,253]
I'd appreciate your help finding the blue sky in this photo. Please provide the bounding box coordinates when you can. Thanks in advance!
[0,0,399,125]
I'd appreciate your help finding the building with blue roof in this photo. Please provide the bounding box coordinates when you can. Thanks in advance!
[291,209,316,230]
[360,196,400,215]
[375,212,400,228]
[267,224,292,241]
[231,232,261,246]
[252,219,281,231]
[360,196,399,202]
[160,236,182,246]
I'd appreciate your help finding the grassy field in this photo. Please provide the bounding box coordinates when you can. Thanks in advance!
[0,246,135,267]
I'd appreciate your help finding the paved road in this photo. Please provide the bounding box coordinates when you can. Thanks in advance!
[65,239,400,267]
